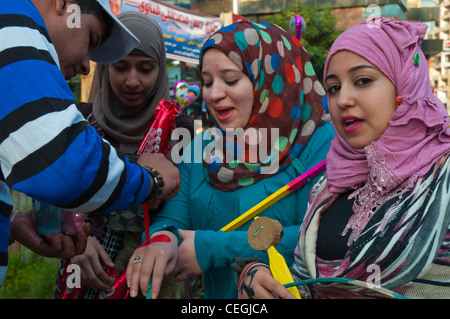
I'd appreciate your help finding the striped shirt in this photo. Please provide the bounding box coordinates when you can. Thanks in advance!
[0,0,152,286]
[292,153,450,298]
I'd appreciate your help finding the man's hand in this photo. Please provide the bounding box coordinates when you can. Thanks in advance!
[10,208,90,259]
[137,152,180,201]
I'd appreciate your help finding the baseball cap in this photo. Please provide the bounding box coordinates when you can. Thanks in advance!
[90,0,139,64]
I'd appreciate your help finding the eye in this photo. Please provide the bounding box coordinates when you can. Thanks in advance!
[225,79,239,86]
[355,77,373,86]
[326,84,340,95]
[138,61,157,74]
[89,35,100,49]
[202,76,213,88]
[111,63,128,72]
[139,66,154,74]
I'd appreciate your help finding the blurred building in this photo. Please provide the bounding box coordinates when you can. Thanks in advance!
[413,0,450,107]
[172,0,449,109]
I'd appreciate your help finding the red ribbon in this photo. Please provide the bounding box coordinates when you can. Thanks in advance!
[138,233,171,248]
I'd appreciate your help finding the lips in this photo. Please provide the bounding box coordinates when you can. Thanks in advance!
[214,106,235,122]
[342,115,364,133]
[123,91,143,101]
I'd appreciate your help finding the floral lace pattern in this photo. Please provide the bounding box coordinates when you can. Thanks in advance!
[342,143,417,245]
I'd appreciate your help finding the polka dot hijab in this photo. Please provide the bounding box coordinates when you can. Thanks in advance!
[199,22,328,191]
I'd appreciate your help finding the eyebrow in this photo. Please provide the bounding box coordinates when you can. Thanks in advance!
[325,64,376,82]
[201,68,241,77]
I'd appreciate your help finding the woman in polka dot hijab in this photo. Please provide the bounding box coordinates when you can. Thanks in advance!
[127,21,334,300]
[200,22,329,190]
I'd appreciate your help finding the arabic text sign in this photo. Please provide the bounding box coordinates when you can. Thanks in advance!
[123,0,222,63]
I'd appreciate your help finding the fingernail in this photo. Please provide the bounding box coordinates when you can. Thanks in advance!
[130,289,136,297]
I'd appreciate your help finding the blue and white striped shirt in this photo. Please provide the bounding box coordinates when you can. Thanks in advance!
[0,0,152,286]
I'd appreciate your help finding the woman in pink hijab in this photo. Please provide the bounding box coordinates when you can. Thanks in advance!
[238,18,450,299]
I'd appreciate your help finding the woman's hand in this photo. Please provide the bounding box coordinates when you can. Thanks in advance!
[172,230,202,282]
[70,236,115,291]
[238,263,297,299]
[126,230,178,299]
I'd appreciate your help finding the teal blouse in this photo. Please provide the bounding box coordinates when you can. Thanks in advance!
[147,121,335,298]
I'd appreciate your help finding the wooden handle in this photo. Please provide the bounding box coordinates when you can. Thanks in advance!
[247,217,283,252]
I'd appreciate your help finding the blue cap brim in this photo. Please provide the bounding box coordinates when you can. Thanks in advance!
[90,0,139,64]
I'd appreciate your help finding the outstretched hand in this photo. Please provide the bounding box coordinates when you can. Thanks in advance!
[71,236,115,291]
[126,230,178,299]
[10,208,90,259]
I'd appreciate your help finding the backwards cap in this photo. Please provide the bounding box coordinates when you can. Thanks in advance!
[90,0,139,64]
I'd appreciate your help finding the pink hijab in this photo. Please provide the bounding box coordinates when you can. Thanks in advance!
[321,18,450,243]
[324,18,450,195]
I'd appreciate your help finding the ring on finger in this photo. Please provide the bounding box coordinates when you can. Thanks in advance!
[134,256,143,264]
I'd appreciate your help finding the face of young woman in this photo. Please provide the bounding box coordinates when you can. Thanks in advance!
[325,50,397,149]
[201,48,254,131]
[108,54,160,108]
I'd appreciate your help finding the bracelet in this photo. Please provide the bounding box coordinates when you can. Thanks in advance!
[142,166,164,202]
[9,210,20,245]
[9,210,19,223]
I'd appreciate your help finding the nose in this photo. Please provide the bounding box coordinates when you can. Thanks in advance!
[125,68,140,88]
[335,84,355,109]
[79,56,91,76]
[206,81,226,103]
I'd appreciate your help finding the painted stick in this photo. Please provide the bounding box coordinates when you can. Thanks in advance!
[221,159,326,232]
[267,246,301,299]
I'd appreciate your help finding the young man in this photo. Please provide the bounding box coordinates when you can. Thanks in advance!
[0,0,180,286]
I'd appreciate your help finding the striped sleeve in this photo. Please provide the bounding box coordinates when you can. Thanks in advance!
[0,2,151,214]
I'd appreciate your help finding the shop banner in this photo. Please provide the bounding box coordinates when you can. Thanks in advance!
[121,0,223,64]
